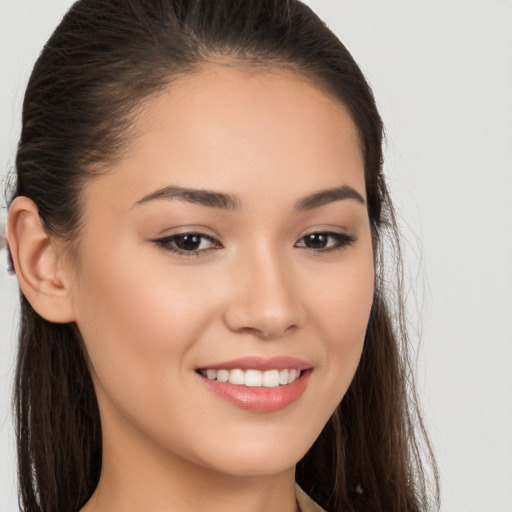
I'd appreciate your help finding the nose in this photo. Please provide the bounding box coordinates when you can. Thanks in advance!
[223,245,304,340]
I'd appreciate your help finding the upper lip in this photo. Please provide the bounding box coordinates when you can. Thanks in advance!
[197,356,312,372]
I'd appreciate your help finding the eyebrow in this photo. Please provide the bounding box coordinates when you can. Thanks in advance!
[295,185,365,211]
[134,186,239,210]
[134,184,365,210]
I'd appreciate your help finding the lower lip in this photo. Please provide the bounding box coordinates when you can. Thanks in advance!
[198,370,311,412]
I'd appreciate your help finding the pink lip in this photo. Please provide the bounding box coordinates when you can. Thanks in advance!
[196,356,313,413]
[199,372,311,412]
[197,356,312,372]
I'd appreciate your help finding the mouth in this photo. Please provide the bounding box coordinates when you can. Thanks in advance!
[197,368,303,388]
[196,358,312,412]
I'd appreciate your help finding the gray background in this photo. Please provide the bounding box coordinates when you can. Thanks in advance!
[1,1,511,510]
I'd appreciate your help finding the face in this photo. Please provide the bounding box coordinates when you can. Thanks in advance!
[67,66,375,478]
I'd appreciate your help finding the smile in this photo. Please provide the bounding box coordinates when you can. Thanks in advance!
[198,368,302,387]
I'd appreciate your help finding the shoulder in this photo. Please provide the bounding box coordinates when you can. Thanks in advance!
[295,483,327,512]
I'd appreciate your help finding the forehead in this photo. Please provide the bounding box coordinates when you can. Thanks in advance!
[86,64,365,210]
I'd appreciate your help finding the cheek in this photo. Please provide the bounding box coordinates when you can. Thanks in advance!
[305,246,374,390]
[71,243,218,396]
[312,254,374,346]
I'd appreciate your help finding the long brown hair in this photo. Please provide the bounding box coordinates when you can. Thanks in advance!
[8,1,439,510]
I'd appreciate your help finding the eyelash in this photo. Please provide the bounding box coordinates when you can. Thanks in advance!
[154,231,356,257]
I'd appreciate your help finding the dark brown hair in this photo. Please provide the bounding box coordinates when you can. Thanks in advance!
[8,1,439,511]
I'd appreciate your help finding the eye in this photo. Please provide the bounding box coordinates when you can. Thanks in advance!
[154,232,221,256]
[295,232,355,251]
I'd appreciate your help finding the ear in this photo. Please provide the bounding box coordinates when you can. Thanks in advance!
[7,196,75,323]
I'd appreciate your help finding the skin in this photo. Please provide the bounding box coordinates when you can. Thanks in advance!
[9,65,375,512]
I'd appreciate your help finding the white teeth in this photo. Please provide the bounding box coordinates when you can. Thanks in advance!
[262,369,280,388]
[229,369,245,385]
[245,370,263,387]
[217,369,229,382]
[200,368,302,387]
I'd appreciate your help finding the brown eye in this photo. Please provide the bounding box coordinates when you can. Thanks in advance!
[155,232,220,255]
[303,233,330,249]
[174,234,204,251]
[295,232,356,251]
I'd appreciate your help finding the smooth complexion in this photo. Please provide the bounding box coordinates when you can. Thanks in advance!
[12,65,375,512]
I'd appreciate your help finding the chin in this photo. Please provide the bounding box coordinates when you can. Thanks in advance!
[192,432,314,477]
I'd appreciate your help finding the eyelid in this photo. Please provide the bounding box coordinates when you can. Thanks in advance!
[153,224,220,238]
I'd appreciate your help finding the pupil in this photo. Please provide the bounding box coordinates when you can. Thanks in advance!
[176,235,201,251]
[306,234,327,248]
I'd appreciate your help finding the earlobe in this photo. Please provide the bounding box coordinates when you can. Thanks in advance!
[7,196,76,323]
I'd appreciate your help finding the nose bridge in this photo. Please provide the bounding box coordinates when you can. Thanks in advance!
[224,239,302,338]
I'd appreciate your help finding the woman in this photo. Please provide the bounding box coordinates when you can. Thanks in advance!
[5,0,438,511]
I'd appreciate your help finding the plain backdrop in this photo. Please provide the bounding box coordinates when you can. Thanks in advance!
[1,1,511,511]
